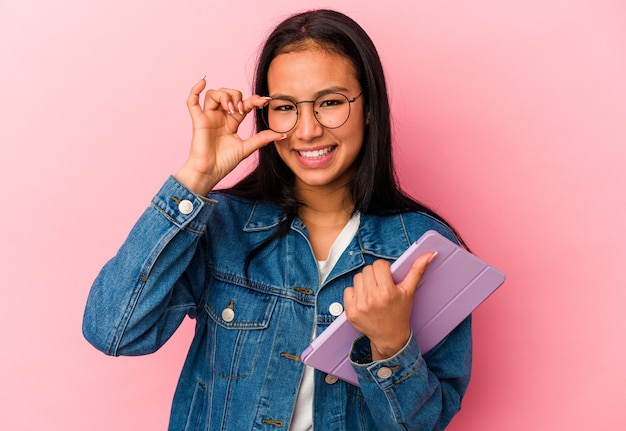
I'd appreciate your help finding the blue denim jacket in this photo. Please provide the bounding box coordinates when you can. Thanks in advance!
[83,176,471,431]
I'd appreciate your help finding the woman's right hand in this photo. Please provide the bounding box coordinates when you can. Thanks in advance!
[175,77,285,195]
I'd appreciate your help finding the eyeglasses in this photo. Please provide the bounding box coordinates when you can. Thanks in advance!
[260,91,364,133]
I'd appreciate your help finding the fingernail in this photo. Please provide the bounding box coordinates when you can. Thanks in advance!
[200,74,206,81]
[238,101,244,115]
[228,101,235,114]
[428,251,438,264]
[261,96,272,100]
[277,133,287,141]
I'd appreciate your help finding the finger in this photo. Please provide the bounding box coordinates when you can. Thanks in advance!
[343,286,354,307]
[352,270,364,291]
[186,76,207,117]
[370,260,391,284]
[201,90,229,113]
[346,268,370,316]
[398,252,438,296]
[242,94,274,113]
[343,286,357,322]
[208,88,244,114]
[241,130,287,158]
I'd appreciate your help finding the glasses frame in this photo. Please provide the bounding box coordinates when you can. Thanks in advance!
[260,91,364,133]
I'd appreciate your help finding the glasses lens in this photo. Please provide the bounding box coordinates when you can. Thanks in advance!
[314,93,351,129]
[265,99,297,133]
[262,93,354,133]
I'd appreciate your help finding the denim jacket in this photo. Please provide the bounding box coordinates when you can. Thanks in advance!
[83,176,472,431]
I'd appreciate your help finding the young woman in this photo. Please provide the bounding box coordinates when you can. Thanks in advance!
[83,9,472,431]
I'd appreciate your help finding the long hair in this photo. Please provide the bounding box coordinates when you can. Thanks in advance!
[221,9,466,262]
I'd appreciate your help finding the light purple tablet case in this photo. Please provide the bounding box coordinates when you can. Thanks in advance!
[300,230,506,387]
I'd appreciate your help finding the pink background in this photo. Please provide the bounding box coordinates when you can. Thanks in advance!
[1,0,625,429]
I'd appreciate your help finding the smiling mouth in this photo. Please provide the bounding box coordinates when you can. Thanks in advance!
[297,146,336,159]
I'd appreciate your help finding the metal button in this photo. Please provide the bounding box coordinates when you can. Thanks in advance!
[329,302,343,316]
[178,199,194,215]
[325,374,339,385]
[221,307,235,322]
[377,367,393,379]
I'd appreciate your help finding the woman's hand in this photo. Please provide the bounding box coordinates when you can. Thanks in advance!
[175,77,286,195]
[343,252,437,361]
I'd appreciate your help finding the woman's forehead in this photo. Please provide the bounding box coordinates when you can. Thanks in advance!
[267,48,359,96]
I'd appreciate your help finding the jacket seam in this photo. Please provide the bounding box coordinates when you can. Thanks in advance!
[109,224,181,355]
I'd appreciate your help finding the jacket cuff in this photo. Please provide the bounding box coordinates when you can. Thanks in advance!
[349,331,422,388]
[150,176,216,231]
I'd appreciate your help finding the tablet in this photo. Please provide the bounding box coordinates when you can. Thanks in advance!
[300,230,506,387]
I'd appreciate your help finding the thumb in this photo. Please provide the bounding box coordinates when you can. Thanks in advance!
[397,251,438,296]
[242,130,286,158]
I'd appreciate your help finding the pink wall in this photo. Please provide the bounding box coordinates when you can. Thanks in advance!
[1,1,625,429]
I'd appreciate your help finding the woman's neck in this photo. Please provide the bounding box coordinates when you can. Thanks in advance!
[296,183,353,225]
[296,183,355,260]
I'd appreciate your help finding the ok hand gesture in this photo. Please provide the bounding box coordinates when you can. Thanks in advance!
[176,77,285,195]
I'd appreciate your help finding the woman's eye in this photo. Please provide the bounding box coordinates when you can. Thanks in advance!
[270,101,296,112]
[318,98,345,108]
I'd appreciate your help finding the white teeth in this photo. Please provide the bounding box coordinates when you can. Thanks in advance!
[298,147,333,158]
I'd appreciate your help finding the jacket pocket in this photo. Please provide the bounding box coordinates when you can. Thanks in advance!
[204,274,278,378]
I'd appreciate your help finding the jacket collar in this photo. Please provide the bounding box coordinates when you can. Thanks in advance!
[243,201,411,260]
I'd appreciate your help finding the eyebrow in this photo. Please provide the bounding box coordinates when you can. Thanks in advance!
[269,86,352,100]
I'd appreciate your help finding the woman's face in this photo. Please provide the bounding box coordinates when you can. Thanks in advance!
[266,48,366,193]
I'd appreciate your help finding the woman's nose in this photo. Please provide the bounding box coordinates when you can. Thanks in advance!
[293,103,324,140]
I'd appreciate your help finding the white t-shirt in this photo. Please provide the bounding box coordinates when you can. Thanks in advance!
[290,213,361,431]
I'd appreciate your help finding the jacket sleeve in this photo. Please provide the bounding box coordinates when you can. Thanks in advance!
[82,176,216,356]
[348,215,472,430]
[350,311,472,430]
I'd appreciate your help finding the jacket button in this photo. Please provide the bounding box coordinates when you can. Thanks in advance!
[178,199,194,215]
[377,367,393,379]
[325,374,339,384]
[328,302,343,316]
[221,307,235,322]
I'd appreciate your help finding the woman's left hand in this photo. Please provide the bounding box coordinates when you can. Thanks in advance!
[343,252,436,361]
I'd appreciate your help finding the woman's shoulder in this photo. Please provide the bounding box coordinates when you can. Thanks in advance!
[400,210,458,243]
[207,191,282,227]
[208,190,256,206]
[367,210,458,244]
